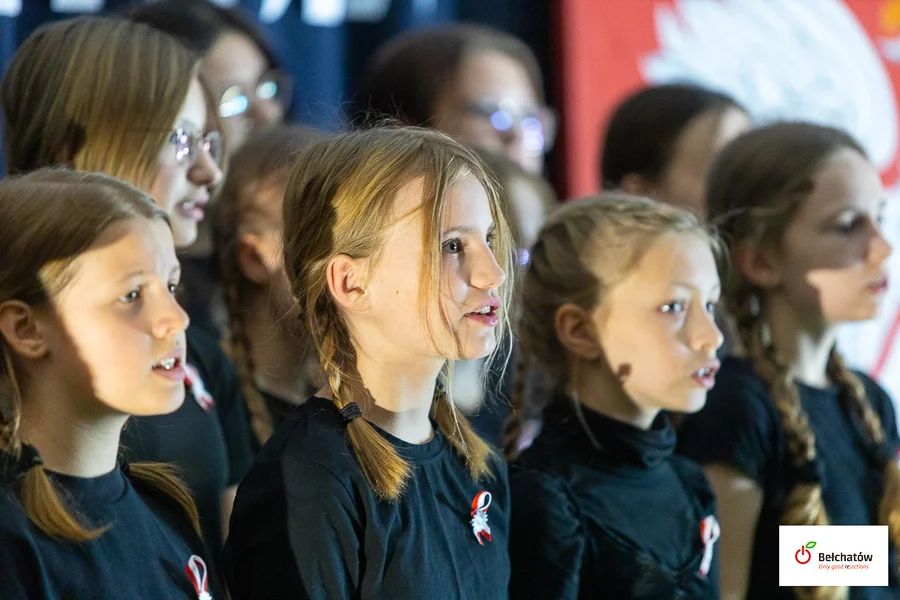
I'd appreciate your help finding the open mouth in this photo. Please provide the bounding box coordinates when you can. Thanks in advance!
[152,356,185,380]
[175,197,208,221]
[868,276,889,294]
[691,363,720,390]
[464,300,501,327]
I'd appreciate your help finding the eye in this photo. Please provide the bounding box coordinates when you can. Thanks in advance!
[705,301,718,313]
[121,288,141,304]
[442,238,462,254]
[168,283,180,295]
[660,300,685,314]
[486,230,497,248]
[836,214,863,234]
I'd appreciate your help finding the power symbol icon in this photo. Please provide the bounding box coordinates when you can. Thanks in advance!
[795,546,812,564]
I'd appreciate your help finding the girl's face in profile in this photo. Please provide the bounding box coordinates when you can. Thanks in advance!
[150,77,224,249]
[43,218,189,417]
[589,232,723,418]
[348,174,507,367]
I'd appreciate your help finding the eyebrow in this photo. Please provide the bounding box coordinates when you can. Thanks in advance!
[441,223,495,237]
[671,280,721,293]
[118,266,181,283]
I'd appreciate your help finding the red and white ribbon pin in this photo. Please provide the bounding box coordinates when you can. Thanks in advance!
[470,491,492,546]
[184,363,215,413]
[698,515,720,578]
[186,554,213,600]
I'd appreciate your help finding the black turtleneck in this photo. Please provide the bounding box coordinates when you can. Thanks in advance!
[509,395,719,600]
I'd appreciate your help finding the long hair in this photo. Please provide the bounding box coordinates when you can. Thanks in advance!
[0,169,199,542]
[1,16,199,191]
[708,121,898,600]
[214,125,324,445]
[282,126,515,501]
[503,193,722,457]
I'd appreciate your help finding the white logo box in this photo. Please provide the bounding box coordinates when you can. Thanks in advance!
[779,526,888,587]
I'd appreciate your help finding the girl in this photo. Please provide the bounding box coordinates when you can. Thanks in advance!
[223,126,515,599]
[0,169,219,599]
[128,0,291,150]
[677,122,900,600]
[354,23,554,174]
[213,125,325,448]
[1,16,254,557]
[601,83,749,218]
[507,194,724,599]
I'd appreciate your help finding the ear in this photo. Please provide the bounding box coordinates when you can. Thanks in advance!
[619,173,657,197]
[555,303,603,361]
[732,239,782,288]
[236,234,272,286]
[326,254,368,312]
[0,301,49,361]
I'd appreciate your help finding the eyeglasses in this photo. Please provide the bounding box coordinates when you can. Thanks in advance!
[170,128,222,166]
[465,99,557,156]
[219,69,293,119]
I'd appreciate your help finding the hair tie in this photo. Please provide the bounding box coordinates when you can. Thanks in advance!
[339,402,363,424]
[18,444,43,475]
[796,458,825,484]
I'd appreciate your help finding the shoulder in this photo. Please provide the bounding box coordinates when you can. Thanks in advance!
[0,480,38,548]
[509,465,578,524]
[248,397,361,496]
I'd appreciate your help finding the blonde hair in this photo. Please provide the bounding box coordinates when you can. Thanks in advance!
[214,125,325,446]
[708,122,900,599]
[282,126,515,501]
[0,169,200,542]
[1,16,199,191]
[504,193,722,457]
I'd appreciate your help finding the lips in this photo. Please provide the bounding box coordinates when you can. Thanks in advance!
[464,298,501,327]
[868,275,889,294]
[691,360,721,391]
[152,352,186,382]
[175,195,209,222]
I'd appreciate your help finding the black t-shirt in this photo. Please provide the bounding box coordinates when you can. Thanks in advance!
[678,356,900,600]
[223,396,511,599]
[119,325,255,555]
[251,387,303,453]
[0,456,221,599]
[510,396,720,599]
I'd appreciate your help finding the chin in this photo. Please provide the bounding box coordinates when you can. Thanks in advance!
[171,221,199,249]
[673,393,708,415]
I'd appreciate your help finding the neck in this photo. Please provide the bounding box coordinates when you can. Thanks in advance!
[569,359,658,430]
[17,378,125,478]
[244,293,310,405]
[351,346,443,444]
[766,295,835,388]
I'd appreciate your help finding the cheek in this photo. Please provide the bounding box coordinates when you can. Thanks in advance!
[149,166,182,214]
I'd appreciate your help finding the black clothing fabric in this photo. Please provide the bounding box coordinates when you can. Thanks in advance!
[0,455,220,599]
[120,325,255,557]
[510,396,720,599]
[678,356,900,600]
[224,396,511,599]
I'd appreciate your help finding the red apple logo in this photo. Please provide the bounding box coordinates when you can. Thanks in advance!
[795,541,816,564]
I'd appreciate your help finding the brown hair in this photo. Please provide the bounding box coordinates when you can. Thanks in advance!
[283,126,515,500]
[504,193,722,457]
[0,169,199,542]
[353,23,544,127]
[1,16,199,191]
[708,121,899,599]
[214,125,325,445]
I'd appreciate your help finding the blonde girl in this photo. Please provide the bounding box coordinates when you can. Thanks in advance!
[507,194,724,599]
[224,126,515,599]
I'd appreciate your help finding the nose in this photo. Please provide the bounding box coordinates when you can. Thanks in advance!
[691,306,724,355]
[869,223,892,265]
[153,291,190,339]
[189,145,223,189]
[470,244,507,291]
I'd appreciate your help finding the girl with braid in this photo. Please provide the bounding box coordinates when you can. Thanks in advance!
[0,170,219,599]
[678,122,900,600]
[506,194,724,599]
[224,127,514,599]
[213,125,325,449]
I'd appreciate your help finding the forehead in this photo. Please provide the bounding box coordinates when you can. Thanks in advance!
[63,219,177,289]
[175,77,208,132]
[204,31,268,89]
[670,107,750,168]
[796,149,883,221]
[453,51,537,103]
